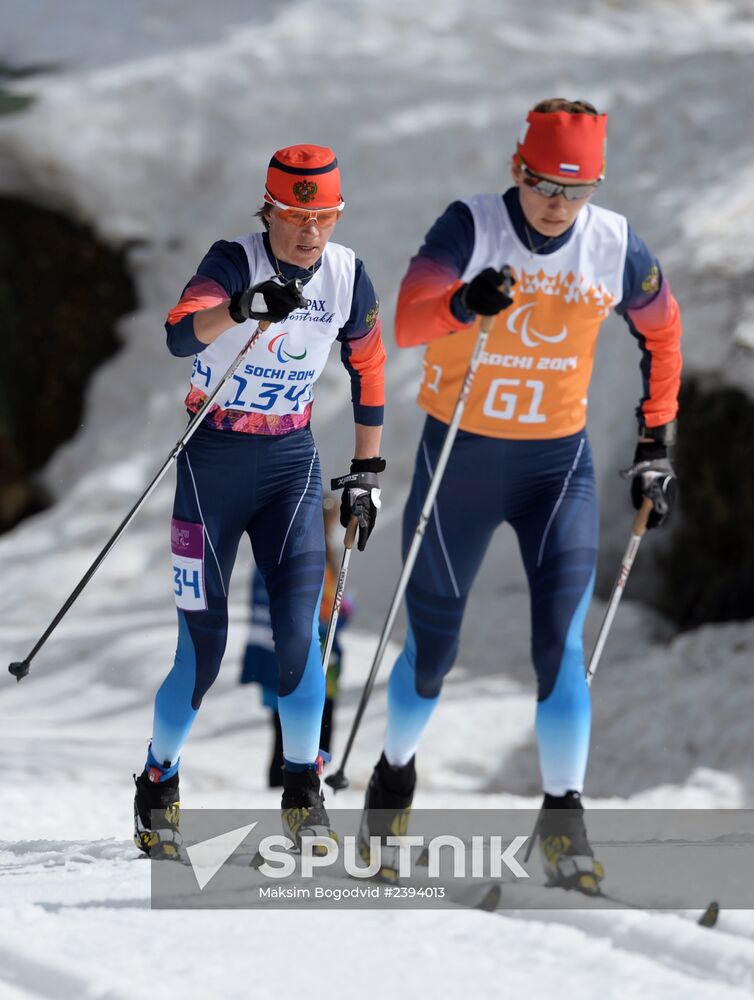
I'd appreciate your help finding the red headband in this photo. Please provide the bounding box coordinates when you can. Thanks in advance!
[264,144,343,210]
[517,111,607,180]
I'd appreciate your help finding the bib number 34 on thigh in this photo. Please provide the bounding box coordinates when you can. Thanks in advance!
[170,519,208,611]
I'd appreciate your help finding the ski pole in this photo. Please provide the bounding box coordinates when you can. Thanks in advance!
[320,517,358,674]
[586,495,653,686]
[522,494,655,862]
[8,311,280,683]
[325,267,514,791]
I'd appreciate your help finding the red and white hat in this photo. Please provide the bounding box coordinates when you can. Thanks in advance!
[264,144,344,209]
[517,110,608,179]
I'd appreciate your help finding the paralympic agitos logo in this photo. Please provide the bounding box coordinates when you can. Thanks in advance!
[506,303,568,348]
[268,333,307,363]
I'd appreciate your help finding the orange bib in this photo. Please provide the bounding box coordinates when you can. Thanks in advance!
[417,196,626,439]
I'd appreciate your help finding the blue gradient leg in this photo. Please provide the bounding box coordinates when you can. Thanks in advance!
[147,430,242,778]
[252,451,326,769]
[277,581,326,766]
[384,627,440,766]
[509,432,599,795]
[535,573,594,795]
[150,612,199,772]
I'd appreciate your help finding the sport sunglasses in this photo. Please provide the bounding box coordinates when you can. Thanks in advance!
[520,163,602,202]
[264,194,345,227]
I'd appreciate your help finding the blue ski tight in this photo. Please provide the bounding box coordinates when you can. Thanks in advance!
[384,416,598,796]
[148,423,326,774]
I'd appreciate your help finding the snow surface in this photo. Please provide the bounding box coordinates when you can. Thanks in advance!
[1,1,754,997]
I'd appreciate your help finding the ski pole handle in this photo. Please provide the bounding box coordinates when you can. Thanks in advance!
[631,495,653,536]
[343,516,358,549]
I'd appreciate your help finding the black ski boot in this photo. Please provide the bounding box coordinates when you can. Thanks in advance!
[133,766,181,860]
[281,766,337,856]
[538,790,604,895]
[357,753,416,882]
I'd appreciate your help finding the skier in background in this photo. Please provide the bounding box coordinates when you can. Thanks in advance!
[359,99,681,893]
[133,144,385,858]
[240,494,354,787]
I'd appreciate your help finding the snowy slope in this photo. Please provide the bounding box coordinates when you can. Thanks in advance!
[1,1,754,997]
[2,629,754,1000]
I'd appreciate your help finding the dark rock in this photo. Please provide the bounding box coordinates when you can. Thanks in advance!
[659,375,754,628]
[0,196,136,532]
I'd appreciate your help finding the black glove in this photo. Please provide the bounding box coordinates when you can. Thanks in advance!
[621,440,677,529]
[461,266,515,317]
[331,457,386,552]
[229,278,306,324]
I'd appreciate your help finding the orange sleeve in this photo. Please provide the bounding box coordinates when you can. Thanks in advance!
[340,317,386,423]
[626,280,683,428]
[166,276,229,326]
[395,256,468,348]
